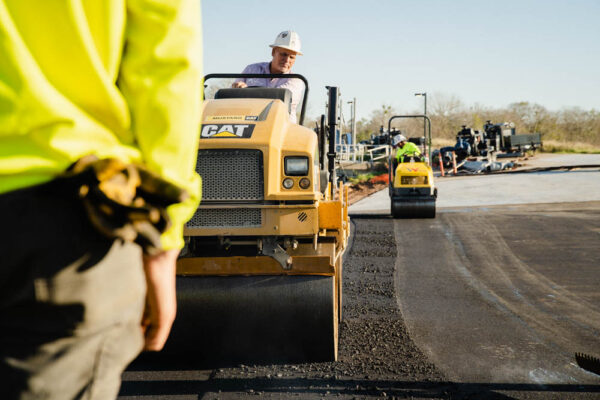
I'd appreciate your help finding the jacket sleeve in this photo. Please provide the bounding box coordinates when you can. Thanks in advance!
[118,0,203,250]
[410,142,422,155]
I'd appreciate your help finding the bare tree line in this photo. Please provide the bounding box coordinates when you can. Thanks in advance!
[352,94,600,148]
[200,84,599,149]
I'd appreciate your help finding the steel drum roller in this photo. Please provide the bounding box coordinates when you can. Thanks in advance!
[164,275,337,364]
[391,198,436,219]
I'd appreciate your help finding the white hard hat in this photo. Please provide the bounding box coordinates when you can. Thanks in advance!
[269,30,303,55]
[393,134,407,146]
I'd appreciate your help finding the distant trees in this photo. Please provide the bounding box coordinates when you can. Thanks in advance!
[554,108,600,145]
[303,92,599,150]
[428,93,465,141]
[351,94,600,148]
[354,104,394,142]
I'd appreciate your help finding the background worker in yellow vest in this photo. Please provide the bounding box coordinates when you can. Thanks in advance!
[0,1,202,399]
[393,134,422,164]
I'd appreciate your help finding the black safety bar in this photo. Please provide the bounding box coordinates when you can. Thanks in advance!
[327,86,339,193]
[387,115,432,161]
[204,73,309,125]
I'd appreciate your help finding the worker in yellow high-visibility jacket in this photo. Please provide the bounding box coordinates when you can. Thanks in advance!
[392,134,423,172]
[0,1,202,398]
[393,134,422,163]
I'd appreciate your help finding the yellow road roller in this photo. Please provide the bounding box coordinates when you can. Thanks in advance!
[165,75,349,364]
[388,115,437,218]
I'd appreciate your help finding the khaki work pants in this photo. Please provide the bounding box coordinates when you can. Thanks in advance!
[0,179,146,399]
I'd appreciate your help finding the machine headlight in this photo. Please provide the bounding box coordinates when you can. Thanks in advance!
[282,178,294,189]
[299,178,311,189]
[284,156,309,176]
[401,176,428,185]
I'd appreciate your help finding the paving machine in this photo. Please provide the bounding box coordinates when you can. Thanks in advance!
[388,115,437,218]
[164,74,349,364]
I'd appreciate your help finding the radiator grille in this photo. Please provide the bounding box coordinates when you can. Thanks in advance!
[187,208,262,228]
[196,149,264,201]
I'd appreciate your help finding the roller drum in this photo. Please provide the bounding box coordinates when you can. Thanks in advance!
[391,198,436,219]
[163,275,337,365]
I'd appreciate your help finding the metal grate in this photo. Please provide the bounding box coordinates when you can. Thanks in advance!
[196,149,264,201]
[187,208,262,228]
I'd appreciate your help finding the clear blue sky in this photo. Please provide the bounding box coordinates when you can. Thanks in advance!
[202,0,600,120]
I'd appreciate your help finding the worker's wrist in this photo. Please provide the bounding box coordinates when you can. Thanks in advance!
[143,249,179,269]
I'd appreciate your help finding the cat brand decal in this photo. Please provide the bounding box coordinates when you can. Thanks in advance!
[201,124,255,139]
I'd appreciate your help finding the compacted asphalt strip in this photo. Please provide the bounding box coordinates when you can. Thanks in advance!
[394,202,600,385]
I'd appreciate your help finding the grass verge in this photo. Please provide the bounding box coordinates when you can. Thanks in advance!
[540,140,600,154]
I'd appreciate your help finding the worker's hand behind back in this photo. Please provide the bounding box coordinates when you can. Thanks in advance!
[142,249,179,351]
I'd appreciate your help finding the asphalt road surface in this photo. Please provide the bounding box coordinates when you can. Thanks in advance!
[394,201,600,385]
[120,156,600,399]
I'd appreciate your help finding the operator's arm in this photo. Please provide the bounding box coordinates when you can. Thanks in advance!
[396,146,406,158]
[398,143,421,157]
[232,64,251,88]
[231,81,247,88]
[408,142,422,156]
[117,0,202,350]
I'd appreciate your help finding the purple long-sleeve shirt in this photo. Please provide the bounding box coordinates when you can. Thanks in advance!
[235,62,304,123]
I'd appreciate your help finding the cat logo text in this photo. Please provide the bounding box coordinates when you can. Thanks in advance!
[201,124,255,139]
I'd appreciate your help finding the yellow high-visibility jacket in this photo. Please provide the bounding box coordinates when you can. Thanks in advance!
[395,142,422,163]
[0,0,203,250]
